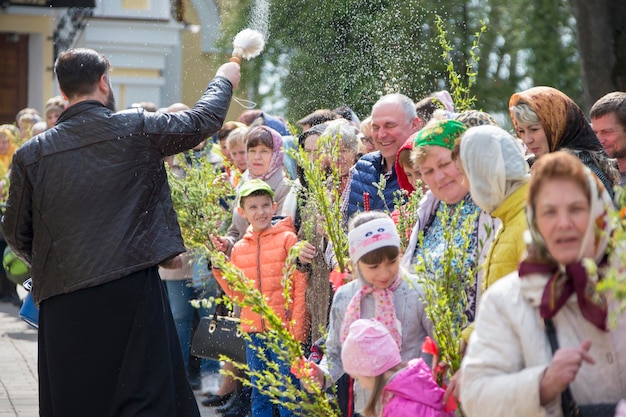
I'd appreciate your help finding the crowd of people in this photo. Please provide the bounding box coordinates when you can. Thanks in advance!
[1,46,626,417]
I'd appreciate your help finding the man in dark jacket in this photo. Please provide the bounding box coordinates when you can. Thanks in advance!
[2,48,240,417]
[343,93,419,220]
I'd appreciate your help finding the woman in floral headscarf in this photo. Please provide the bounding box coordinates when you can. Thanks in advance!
[509,86,619,197]
[461,151,626,417]
[402,119,498,324]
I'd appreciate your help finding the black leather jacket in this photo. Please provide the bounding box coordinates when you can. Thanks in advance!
[2,76,233,304]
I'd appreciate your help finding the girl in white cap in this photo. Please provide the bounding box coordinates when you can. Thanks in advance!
[306,211,435,415]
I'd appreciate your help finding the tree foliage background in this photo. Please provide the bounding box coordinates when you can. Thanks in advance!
[213,0,622,126]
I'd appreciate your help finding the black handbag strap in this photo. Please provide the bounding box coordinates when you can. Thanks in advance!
[544,318,580,417]
[214,296,229,316]
[211,303,238,322]
[210,308,219,323]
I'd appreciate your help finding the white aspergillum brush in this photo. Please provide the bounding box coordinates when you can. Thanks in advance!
[230,29,265,64]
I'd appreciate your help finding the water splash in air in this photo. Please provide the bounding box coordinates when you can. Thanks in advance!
[247,0,270,41]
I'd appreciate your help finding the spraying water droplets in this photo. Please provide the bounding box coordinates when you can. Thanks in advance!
[248,0,270,40]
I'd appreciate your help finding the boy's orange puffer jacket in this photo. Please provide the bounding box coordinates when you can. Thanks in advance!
[214,216,309,342]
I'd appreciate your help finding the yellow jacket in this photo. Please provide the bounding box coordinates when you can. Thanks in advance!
[461,183,529,343]
[481,182,529,293]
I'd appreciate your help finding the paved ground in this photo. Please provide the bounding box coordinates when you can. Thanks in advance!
[0,295,219,417]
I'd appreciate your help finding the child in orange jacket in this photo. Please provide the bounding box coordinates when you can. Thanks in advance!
[213,179,312,417]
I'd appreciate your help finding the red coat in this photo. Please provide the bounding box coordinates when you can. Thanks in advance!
[214,217,309,342]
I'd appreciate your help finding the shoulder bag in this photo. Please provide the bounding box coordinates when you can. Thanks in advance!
[544,318,616,417]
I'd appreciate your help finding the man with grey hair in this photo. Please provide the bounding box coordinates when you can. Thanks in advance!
[342,93,420,220]
[591,91,626,185]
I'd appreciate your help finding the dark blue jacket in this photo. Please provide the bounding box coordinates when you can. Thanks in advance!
[345,152,400,220]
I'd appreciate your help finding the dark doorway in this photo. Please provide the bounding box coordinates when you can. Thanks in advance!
[0,33,28,125]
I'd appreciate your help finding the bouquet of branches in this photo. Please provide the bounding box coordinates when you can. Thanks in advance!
[598,186,626,323]
[392,185,424,251]
[288,132,350,274]
[412,203,478,416]
[167,151,235,257]
[211,249,340,416]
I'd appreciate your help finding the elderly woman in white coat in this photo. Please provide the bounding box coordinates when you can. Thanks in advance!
[460,151,625,417]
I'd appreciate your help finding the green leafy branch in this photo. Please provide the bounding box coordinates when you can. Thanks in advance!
[288,133,349,273]
[373,173,391,214]
[211,251,339,416]
[393,184,424,251]
[282,241,305,315]
[413,202,477,416]
[167,151,234,257]
[598,186,626,325]
[436,14,487,112]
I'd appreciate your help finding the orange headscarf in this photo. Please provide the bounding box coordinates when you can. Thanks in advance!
[509,86,605,154]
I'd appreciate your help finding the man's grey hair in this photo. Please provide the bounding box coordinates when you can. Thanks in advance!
[372,93,416,124]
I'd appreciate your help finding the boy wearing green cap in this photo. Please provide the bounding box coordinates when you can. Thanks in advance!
[213,179,310,417]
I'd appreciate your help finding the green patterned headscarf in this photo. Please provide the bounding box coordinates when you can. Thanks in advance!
[413,119,467,150]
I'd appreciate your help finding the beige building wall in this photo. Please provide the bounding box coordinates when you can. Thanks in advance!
[181,0,245,123]
[1,1,244,123]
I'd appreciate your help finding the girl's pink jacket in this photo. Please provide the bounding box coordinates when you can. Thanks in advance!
[382,358,455,417]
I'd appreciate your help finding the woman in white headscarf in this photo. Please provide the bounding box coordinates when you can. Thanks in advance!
[455,124,531,294]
